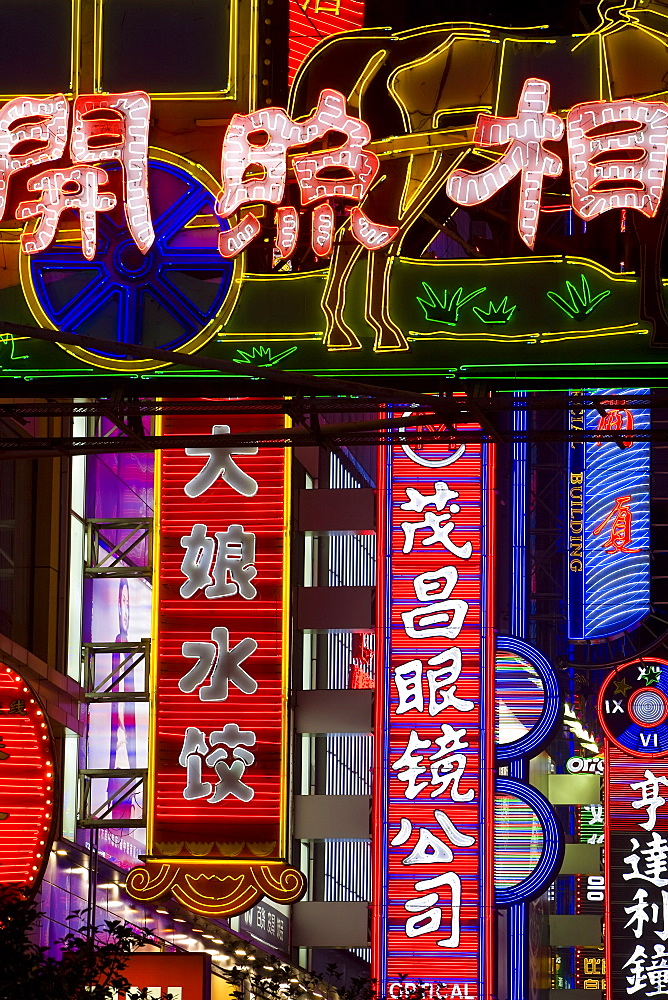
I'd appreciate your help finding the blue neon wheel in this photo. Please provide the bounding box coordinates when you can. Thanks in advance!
[21,150,239,371]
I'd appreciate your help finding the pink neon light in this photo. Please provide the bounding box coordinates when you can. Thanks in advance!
[274,205,299,261]
[312,202,334,256]
[567,98,668,220]
[218,212,261,259]
[0,95,69,222]
[349,205,399,249]
[71,92,154,252]
[446,78,564,248]
[17,165,116,259]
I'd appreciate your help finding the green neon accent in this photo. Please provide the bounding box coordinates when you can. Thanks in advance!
[233,345,299,367]
[0,333,28,361]
[472,296,516,325]
[416,282,486,326]
[546,274,611,320]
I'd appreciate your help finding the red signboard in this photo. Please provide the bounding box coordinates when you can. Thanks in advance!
[127,403,305,917]
[373,425,495,1000]
[0,666,55,890]
[114,952,211,1000]
[288,0,365,84]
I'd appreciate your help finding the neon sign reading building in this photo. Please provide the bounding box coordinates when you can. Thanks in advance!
[126,404,305,918]
[374,423,495,1000]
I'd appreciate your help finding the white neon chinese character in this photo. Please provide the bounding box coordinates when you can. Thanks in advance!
[180,626,257,701]
[626,887,668,942]
[179,723,256,803]
[184,425,259,498]
[70,91,154,253]
[392,730,431,799]
[631,771,668,831]
[446,77,564,249]
[624,943,668,996]
[391,808,475,865]
[400,482,461,514]
[402,568,469,640]
[430,724,474,802]
[17,166,116,259]
[624,834,668,888]
[179,523,257,600]
[394,650,473,716]
[401,511,472,559]
[567,98,668,222]
[0,95,69,222]
[404,871,462,948]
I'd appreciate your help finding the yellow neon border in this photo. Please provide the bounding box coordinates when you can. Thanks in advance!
[19,147,243,372]
[146,419,161,854]
[93,0,245,101]
[0,0,81,101]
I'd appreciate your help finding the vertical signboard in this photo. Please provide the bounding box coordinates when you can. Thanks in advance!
[598,659,668,999]
[373,423,495,1000]
[568,389,650,639]
[127,403,305,917]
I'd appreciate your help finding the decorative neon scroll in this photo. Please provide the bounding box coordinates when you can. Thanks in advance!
[126,406,305,917]
[374,422,495,1000]
[447,78,668,247]
[217,89,398,260]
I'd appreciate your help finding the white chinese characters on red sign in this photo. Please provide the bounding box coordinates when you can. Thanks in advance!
[153,409,288,857]
[178,428,261,806]
[374,426,492,1000]
[608,747,668,998]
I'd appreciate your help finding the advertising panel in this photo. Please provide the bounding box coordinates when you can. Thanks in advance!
[127,403,305,917]
[568,390,650,639]
[373,422,495,1000]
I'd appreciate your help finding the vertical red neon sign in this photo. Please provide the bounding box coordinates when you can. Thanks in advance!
[374,424,495,1000]
[127,404,305,917]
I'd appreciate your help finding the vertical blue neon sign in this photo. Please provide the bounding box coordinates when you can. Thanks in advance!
[568,389,650,640]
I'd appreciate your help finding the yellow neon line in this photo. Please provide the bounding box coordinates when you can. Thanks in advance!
[407,322,645,344]
[347,49,389,113]
[94,0,239,99]
[400,253,637,283]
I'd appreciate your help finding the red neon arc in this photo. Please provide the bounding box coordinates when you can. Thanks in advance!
[0,666,55,890]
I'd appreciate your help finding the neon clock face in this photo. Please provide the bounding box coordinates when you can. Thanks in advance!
[598,658,668,756]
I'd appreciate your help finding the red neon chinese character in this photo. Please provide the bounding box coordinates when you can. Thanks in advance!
[567,99,668,221]
[217,88,397,260]
[592,495,641,554]
[596,401,634,447]
[0,95,69,221]
[446,77,564,248]
[70,92,154,253]
[16,166,116,260]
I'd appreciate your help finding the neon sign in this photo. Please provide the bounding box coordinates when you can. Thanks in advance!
[0,666,56,892]
[374,423,495,1000]
[126,404,305,917]
[447,79,668,248]
[0,92,152,260]
[598,660,668,999]
[567,390,650,640]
